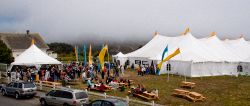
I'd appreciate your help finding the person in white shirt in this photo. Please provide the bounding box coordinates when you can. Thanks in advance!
[82,71,87,82]
[120,65,124,76]
[141,66,145,76]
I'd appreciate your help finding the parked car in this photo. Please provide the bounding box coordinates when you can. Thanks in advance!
[40,89,89,106]
[1,81,37,99]
[84,99,128,106]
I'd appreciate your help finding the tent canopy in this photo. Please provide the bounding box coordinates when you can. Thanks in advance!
[11,44,62,65]
[113,52,127,58]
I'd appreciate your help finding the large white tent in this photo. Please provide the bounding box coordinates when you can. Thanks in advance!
[223,37,250,60]
[125,30,250,77]
[11,44,62,65]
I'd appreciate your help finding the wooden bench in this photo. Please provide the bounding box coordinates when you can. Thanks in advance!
[180,81,196,89]
[172,89,190,97]
[128,90,159,101]
[133,93,155,101]
[187,92,206,102]
[143,91,159,99]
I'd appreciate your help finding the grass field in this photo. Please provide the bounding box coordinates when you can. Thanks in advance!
[71,70,250,106]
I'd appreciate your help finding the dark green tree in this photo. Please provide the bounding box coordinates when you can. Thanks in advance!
[0,40,13,64]
[47,42,74,54]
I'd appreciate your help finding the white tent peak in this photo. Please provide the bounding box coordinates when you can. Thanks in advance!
[114,52,127,57]
[11,44,62,65]
[182,28,190,35]
[210,32,216,37]
[154,31,159,36]
[240,34,244,38]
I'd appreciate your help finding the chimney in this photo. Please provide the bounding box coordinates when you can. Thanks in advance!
[26,30,30,35]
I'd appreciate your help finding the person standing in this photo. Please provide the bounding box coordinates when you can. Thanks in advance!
[101,69,105,79]
[141,66,145,76]
[120,65,124,76]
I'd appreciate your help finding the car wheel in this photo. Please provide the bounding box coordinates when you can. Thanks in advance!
[15,93,19,99]
[2,90,6,96]
[40,99,47,106]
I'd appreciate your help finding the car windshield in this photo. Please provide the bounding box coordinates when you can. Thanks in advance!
[23,83,35,88]
[114,101,126,106]
[75,92,88,99]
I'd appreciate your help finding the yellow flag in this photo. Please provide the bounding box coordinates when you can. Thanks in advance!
[74,46,78,62]
[99,45,108,69]
[157,48,180,69]
[88,44,92,65]
[31,39,35,45]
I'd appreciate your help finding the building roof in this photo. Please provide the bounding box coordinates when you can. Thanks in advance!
[0,33,49,50]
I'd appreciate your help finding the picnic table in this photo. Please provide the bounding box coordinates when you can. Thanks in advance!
[143,91,159,99]
[187,92,206,102]
[172,89,205,102]
[180,81,196,88]
[128,90,159,101]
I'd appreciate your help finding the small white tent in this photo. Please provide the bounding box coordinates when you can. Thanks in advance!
[113,52,127,66]
[11,44,62,65]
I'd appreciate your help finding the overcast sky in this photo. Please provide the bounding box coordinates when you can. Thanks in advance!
[0,0,250,43]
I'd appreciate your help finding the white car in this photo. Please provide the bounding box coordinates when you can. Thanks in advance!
[40,89,89,106]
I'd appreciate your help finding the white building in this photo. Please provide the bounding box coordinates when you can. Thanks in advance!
[0,30,57,60]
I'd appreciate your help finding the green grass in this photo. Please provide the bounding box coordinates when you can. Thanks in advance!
[69,70,250,106]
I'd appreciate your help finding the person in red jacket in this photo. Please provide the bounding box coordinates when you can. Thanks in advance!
[98,82,107,91]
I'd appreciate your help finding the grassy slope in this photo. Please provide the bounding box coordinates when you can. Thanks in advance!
[72,70,250,106]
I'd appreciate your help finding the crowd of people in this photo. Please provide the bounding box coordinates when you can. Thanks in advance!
[9,61,159,99]
[9,61,128,83]
[134,64,159,76]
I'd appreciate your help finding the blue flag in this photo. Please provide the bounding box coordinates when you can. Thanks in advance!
[83,45,87,66]
[77,46,80,62]
[161,45,168,61]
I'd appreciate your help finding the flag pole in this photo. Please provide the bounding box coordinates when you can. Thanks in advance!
[106,42,110,72]
[179,49,185,82]
[167,46,169,82]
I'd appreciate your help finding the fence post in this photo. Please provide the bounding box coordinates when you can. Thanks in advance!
[40,81,42,90]
[152,101,155,106]
[126,96,129,104]
[53,83,56,90]
[104,92,107,99]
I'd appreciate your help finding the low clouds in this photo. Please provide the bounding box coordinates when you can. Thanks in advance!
[0,0,250,43]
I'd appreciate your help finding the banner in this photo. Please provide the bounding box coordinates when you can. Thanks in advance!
[89,44,92,65]
[75,46,78,62]
[158,48,180,69]
[83,45,87,66]
[99,45,108,69]
[161,45,168,61]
